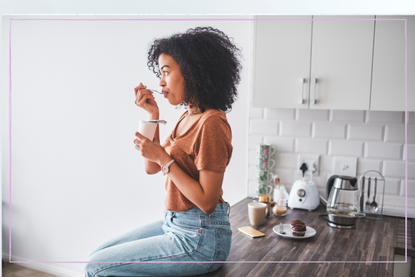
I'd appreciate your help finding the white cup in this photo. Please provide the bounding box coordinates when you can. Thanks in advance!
[138,120,158,141]
[248,202,268,226]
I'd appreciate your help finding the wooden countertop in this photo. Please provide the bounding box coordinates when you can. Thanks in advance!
[197,197,400,277]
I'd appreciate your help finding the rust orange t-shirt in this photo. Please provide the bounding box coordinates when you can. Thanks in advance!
[163,109,233,212]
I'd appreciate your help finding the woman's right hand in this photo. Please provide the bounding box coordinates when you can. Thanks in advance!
[134,83,159,117]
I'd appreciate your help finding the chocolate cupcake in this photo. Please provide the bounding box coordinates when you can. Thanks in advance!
[290,219,305,228]
[291,224,307,237]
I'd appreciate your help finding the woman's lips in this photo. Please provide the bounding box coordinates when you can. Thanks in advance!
[163,91,168,98]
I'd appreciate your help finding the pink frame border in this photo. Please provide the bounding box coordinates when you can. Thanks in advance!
[8,17,408,265]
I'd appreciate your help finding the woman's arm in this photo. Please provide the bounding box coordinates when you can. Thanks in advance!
[135,132,223,214]
[144,113,162,175]
[134,83,161,175]
[160,155,223,214]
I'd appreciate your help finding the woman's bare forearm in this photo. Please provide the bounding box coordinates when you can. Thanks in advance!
[157,154,222,214]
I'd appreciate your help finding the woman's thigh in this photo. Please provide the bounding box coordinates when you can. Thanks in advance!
[88,219,165,257]
[84,231,209,277]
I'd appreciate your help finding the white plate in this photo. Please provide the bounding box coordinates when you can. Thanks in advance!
[273,224,316,239]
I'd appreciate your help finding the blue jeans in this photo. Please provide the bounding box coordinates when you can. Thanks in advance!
[85,203,232,276]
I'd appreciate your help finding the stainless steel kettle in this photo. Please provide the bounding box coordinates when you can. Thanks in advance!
[323,175,359,229]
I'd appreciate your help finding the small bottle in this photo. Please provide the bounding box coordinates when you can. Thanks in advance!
[273,186,287,216]
[259,194,271,218]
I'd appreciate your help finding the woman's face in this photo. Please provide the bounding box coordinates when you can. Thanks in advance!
[158,54,186,106]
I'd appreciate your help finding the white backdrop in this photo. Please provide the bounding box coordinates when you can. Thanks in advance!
[1,15,251,276]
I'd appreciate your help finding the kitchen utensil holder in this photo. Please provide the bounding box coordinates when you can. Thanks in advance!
[359,170,385,220]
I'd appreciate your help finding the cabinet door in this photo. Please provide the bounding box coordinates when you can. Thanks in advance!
[310,16,375,110]
[371,16,414,112]
[253,16,312,109]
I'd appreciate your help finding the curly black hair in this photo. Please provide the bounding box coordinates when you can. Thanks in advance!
[147,26,242,113]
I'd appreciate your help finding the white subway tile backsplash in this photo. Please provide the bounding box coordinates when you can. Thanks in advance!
[249,108,414,215]
[311,174,329,189]
[264,137,295,153]
[250,119,278,135]
[248,165,256,181]
[274,153,298,170]
[365,142,403,160]
[249,106,263,119]
[297,109,329,121]
[249,135,263,149]
[409,124,415,144]
[385,124,405,143]
[313,122,347,139]
[273,169,296,189]
[383,196,411,210]
[348,124,384,141]
[248,149,256,166]
[366,111,404,124]
[319,156,334,172]
[409,162,415,179]
[406,179,415,197]
[296,138,328,154]
[383,160,405,178]
[357,159,382,174]
[264,108,295,120]
[330,140,364,157]
[383,178,400,196]
[280,121,311,137]
[408,144,415,162]
[331,110,365,122]
[248,181,257,197]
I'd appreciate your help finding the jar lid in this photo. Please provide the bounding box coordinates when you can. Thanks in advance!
[259,194,270,202]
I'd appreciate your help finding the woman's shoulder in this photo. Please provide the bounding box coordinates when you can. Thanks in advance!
[198,109,231,133]
[199,109,229,125]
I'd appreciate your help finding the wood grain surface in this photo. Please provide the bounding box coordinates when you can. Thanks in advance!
[196,197,399,277]
[396,217,415,257]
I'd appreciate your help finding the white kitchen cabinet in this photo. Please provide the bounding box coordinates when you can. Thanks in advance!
[253,16,375,110]
[253,16,312,109]
[371,16,415,112]
[310,16,374,110]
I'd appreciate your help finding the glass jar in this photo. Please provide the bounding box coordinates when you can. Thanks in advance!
[258,194,271,218]
[273,186,287,216]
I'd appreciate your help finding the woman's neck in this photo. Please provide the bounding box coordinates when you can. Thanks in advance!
[186,105,202,116]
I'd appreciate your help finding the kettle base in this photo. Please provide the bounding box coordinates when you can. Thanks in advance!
[327,221,356,229]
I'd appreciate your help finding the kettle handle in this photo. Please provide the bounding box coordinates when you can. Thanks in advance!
[326,175,339,200]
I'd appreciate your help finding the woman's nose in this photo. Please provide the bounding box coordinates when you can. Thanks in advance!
[159,78,166,87]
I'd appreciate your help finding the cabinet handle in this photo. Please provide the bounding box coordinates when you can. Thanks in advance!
[301,78,305,104]
[312,78,317,105]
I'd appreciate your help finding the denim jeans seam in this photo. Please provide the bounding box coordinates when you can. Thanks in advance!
[206,231,225,272]
[92,252,198,276]
[92,263,124,277]
[169,215,202,233]
[194,229,213,260]
[201,221,230,226]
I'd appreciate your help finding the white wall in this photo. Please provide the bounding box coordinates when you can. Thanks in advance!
[248,107,415,216]
[1,15,251,276]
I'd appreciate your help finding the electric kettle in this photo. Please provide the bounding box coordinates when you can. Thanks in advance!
[322,175,359,229]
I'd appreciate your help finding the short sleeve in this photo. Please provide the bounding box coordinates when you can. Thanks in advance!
[194,116,233,172]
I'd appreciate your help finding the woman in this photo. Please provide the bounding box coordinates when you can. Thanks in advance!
[85,26,242,277]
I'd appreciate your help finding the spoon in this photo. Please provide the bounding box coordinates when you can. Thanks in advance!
[148,89,163,94]
[279,222,285,234]
[365,177,371,211]
[370,178,379,213]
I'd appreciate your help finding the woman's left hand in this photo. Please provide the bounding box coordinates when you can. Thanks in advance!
[134,132,170,165]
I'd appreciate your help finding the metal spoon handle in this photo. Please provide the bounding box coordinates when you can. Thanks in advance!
[373,178,377,201]
[149,89,163,94]
[367,177,371,198]
[148,119,167,125]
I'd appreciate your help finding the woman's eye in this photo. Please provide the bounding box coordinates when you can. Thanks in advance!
[163,71,168,76]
